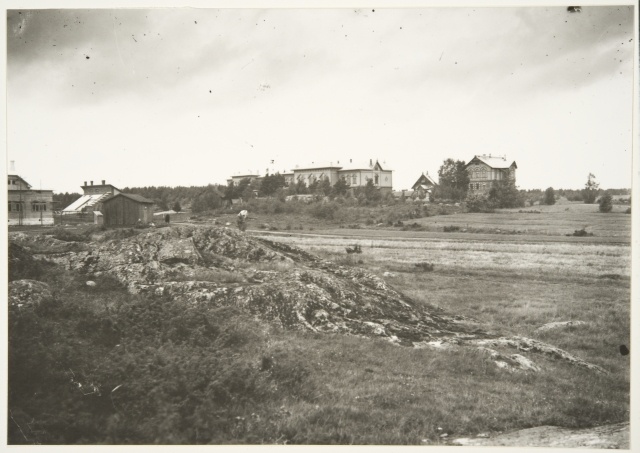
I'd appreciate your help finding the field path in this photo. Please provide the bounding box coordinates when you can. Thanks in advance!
[250,227,631,245]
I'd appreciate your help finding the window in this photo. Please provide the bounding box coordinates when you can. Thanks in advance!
[32,202,47,212]
[374,174,379,185]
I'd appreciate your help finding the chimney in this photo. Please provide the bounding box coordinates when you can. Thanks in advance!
[91,181,94,185]
[369,159,372,166]
[84,181,87,186]
[350,158,352,163]
[102,180,105,185]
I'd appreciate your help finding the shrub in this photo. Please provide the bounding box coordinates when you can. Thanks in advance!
[465,194,494,213]
[443,225,460,232]
[414,262,435,272]
[566,228,594,237]
[598,194,613,213]
[543,187,556,205]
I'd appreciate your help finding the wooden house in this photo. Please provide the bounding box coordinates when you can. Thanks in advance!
[465,154,517,194]
[411,172,438,199]
[7,174,54,226]
[102,193,155,227]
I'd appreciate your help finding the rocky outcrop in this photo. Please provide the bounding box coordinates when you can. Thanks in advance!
[8,225,607,373]
[9,280,54,309]
[535,320,587,332]
[451,422,629,448]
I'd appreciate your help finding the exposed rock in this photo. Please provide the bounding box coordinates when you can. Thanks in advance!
[467,337,608,374]
[535,320,587,332]
[10,225,608,373]
[9,280,54,309]
[451,422,629,448]
[86,280,97,287]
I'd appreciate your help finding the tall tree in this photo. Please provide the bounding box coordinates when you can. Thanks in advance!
[436,159,470,201]
[488,175,523,208]
[543,187,556,205]
[583,173,599,204]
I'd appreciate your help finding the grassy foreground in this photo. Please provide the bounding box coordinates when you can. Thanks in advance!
[8,208,631,444]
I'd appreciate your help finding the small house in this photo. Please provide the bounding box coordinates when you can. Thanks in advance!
[411,172,438,199]
[102,193,155,227]
[7,174,54,226]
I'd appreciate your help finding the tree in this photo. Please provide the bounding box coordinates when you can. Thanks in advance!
[363,179,382,204]
[332,178,349,197]
[598,193,613,213]
[436,159,470,202]
[191,185,222,212]
[488,175,523,208]
[543,187,556,205]
[583,173,599,204]
[260,173,286,197]
[172,201,182,212]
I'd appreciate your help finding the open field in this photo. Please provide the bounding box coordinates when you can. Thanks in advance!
[8,207,632,445]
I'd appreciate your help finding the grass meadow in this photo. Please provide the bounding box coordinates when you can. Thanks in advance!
[247,207,631,443]
[8,205,632,444]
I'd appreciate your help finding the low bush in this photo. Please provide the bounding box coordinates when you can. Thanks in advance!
[443,225,460,232]
[414,262,435,272]
[566,228,594,237]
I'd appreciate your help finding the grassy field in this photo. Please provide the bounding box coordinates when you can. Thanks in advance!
[247,207,631,442]
[8,205,632,444]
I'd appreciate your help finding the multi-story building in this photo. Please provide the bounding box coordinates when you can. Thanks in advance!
[230,159,393,194]
[465,154,517,194]
[7,174,55,226]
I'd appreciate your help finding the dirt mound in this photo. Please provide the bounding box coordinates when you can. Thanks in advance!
[10,224,607,373]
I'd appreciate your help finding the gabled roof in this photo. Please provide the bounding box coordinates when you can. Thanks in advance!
[411,173,437,189]
[8,174,32,189]
[104,193,155,204]
[466,155,517,170]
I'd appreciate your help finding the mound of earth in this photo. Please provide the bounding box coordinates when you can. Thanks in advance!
[9,225,607,374]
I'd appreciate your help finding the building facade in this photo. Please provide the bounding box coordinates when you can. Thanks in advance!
[7,175,54,226]
[102,193,155,226]
[230,159,393,194]
[465,155,517,194]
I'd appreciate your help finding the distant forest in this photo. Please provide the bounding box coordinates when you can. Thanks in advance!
[52,181,631,213]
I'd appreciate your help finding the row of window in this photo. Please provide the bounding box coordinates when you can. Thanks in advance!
[469,183,487,190]
[8,202,47,212]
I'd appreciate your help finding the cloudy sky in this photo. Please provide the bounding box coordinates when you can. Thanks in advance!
[5,3,636,194]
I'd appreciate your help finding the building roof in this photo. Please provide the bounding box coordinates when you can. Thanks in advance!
[105,193,155,204]
[8,174,33,189]
[62,193,112,212]
[338,160,390,171]
[294,161,343,171]
[411,173,437,189]
[466,154,517,169]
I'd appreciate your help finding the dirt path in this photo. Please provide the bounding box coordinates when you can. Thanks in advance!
[250,228,631,245]
[451,422,629,448]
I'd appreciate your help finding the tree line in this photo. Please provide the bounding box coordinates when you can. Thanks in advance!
[52,165,628,214]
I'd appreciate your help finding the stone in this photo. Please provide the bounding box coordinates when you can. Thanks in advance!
[86,280,97,287]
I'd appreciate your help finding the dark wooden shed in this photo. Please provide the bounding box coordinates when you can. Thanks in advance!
[102,193,155,227]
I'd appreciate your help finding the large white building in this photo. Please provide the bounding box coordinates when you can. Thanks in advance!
[229,159,393,193]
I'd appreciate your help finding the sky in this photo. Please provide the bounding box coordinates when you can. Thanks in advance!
[5,3,637,194]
